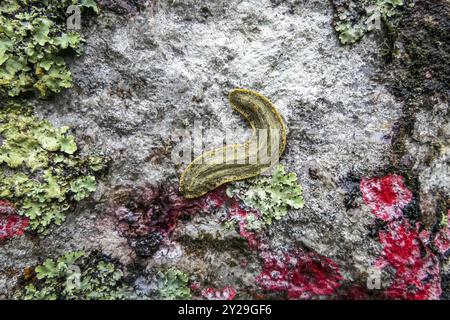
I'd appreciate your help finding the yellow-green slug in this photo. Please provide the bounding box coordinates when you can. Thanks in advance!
[179,89,287,199]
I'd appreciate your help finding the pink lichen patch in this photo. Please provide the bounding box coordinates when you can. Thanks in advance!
[0,200,29,241]
[201,287,237,300]
[227,202,263,249]
[0,200,16,215]
[360,174,413,221]
[433,212,450,255]
[376,219,441,300]
[189,281,202,292]
[362,176,443,300]
[203,187,229,208]
[376,220,421,270]
[227,201,252,220]
[226,193,342,299]
[256,250,342,299]
[114,186,196,237]
[238,220,261,249]
[111,185,227,256]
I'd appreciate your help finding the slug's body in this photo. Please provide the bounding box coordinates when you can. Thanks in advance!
[179,89,286,199]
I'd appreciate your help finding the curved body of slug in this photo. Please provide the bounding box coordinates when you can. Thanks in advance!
[179,89,287,199]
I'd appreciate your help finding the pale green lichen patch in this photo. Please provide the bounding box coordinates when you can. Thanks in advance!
[0,101,107,234]
[335,22,366,45]
[227,165,304,227]
[0,0,98,98]
[16,251,131,300]
[332,0,413,45]
[156,268,192,300]
[70,176,97,201]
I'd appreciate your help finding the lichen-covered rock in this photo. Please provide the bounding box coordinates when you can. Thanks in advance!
[0,200,29,241]
[227,165,304,226]
[0,0,98,98]
[256,249,343,299]
[331,0,414,46]
[1,0,448,300]
[15,251,131,300]
[0,101,107,234]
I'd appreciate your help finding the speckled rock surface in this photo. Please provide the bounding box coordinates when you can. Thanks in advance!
[1,0,448,299]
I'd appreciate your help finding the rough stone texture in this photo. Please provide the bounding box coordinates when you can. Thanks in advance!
[386,0,449,228]
[382,1,449,299]
[1,0,448,299]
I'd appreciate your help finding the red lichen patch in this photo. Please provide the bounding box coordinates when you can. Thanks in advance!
[227,202,263,250]
[204,187,229,208]
[110,185,227,256]
[256,250,342,300]
[434,232,450,255]
[238,221,261,250]
[0,200,16,215]
[190,282,237,300]
[189,281,202,292]
[359,174,443,300]
[375,219,442,300]
[0,200,29,241]
[226,193,343,299]
[376,220,422,270]
[201,287,237,300]
[418,214,450,258]
[360,174,413,221]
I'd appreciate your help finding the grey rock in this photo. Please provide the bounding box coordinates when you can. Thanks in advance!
[3,0,435,299]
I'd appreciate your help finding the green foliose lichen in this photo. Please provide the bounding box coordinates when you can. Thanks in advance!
[332,0,414,45]
[227,165,304,227]
[335,21,366,45]
[70,176,97,201]
[0,101,107,234]
[0,0,98,98]
[16,251,131,300]
[157,268,192,300]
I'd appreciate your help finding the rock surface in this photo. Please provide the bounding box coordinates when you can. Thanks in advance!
[1,0,448,299]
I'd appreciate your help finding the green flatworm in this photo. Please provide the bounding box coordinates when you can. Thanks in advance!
[179,89,287,199]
